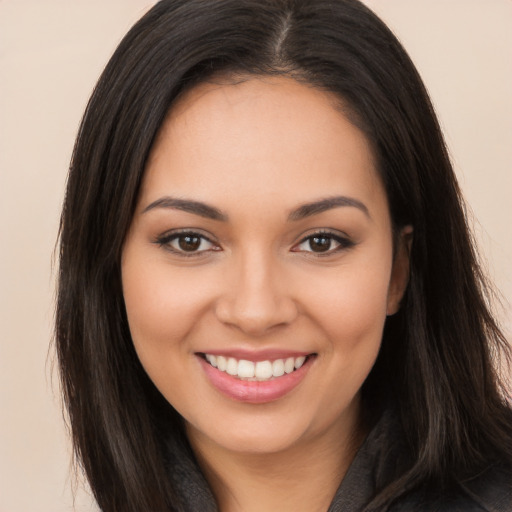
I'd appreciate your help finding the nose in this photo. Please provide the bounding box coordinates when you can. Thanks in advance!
[214,250,299,336]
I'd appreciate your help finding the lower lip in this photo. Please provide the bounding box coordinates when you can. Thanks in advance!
[198,356,314,404]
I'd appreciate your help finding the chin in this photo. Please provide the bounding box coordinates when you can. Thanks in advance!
[186,409,315,456]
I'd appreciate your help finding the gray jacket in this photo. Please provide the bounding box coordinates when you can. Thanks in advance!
[165,410,512,511]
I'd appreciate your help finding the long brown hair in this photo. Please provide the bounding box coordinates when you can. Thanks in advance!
[56,1,512,510]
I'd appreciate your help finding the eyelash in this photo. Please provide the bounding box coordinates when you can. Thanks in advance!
[155,229,354,257]
[292,230,355,256]
[155,230,219,257]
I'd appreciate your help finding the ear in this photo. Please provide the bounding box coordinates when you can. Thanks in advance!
[386,225,413,316]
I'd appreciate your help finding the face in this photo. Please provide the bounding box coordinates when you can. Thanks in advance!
[122,77,410,457]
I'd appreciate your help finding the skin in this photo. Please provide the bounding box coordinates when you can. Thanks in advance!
[122,76,411,512]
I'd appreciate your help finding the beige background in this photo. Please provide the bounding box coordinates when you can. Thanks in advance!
[0,1,510,511]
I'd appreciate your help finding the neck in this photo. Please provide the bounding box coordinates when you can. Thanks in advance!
[187,403,366,512]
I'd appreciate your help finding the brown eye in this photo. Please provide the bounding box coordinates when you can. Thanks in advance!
[309,235,333,252]
[292,231,353,255]
[157,231,217,255]
[178,234,202,251]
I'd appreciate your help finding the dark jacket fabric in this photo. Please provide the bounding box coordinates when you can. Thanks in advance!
[165,410,512,512]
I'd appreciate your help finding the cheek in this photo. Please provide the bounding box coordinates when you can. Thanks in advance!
[310,260,392,342]
[121,255,215,359]
[305,259,391,410]
[121,256,220,411]
[299,251,393,403]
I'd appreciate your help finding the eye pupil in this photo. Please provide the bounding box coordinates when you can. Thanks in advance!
[179,235,201,251]
[310,236,331,252]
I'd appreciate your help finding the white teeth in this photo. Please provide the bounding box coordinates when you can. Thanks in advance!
[226,357,238,376]
[206,354,217,367]
[204,354,309,380]
[255,360,273,379]
[294,356,306,369]
[217,355,227,371]
[237,359,255,378]
[272,359,285,377]
[284,357,295,374]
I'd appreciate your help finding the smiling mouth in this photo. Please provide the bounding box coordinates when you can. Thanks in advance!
[200,353,313,382]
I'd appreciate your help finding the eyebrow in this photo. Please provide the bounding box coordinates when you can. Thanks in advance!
[142,196,228,221]
[288,196,370,221]
[142,194,370,222]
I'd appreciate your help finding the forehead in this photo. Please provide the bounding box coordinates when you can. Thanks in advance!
[141,76,386,216]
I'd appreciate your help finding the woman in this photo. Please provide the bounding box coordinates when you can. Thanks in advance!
[55,0,512,510]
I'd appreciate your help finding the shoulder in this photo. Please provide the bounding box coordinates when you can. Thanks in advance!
[458,462,512,512]
[389,464,512,512]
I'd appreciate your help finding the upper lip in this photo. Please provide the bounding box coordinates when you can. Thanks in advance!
[196,349,314,362]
